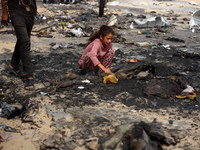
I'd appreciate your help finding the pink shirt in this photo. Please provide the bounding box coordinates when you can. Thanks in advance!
[79,38,113,68]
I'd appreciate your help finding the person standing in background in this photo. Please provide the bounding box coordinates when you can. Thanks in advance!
[1,0,37,90]
[99,0,105,18]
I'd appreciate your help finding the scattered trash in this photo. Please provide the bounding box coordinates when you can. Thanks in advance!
[152,45,157,49]
[75,16,90,22]
[129,22,134,29]
[108,1,119,6]
[43,16,47,20]
[136,15,146,19]
[0,134,16,142]
[165,37,185,43]
[134,16,169,28]
[51,26,57,32]
[1,48,11,53]
[103,73,118,84]
[78,86,84,89]
[0,2,200,150]
[58,21,67,26]
[51,42,77,50]
[189,1,198,5]
[182,85,194,93]
[176,91,196,100]
[52,43,60,50]
[70,28,85,37]
[137,30,154,34]
[190,10,200,30]
[40,92,49,95]
[176,85,196,100]
[101,121,186,149]
[127,59,138,63]
[67,22,73,28]
[0,100,23,119]
[173,51,200,59]
[37,34,54,38]
[0,29,15,34]
[163,44,187,49]
[131,109,137,113]
[183,18,191,21]
[135,42,150,47]
[113,45,119,51]
[106,15,118,26]
[0,123,19,133]
[82,79,90,83]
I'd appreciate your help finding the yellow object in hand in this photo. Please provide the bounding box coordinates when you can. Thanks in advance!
[103,73,118,84]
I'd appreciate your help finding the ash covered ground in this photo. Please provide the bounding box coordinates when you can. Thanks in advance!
[0,1,200,150]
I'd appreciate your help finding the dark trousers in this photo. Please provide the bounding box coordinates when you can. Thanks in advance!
[99,0,105,17]
[10,14,34,78]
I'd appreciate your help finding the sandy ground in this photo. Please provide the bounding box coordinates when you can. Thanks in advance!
[1,0,200,53]
[0,0,200,150]
[0,0,198,53]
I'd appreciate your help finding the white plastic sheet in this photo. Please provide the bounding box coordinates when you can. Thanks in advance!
[190,10,200,29]
[70,28,84,37]
[133,17,168,28]
[106,15,117,26]
[108,1,119,6]
[189,1,198,5]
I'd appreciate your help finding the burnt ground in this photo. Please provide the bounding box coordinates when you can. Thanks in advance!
[0,1,200,149]
[1,29,200,114]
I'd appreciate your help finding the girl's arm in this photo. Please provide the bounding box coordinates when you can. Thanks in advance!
[97,63,112,75]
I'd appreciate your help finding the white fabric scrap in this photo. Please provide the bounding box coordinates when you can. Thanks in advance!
[182,85,194,93]
[78,86,84,89]
[163,44,171,49]
[131,109,137,113]
[82,79,90,83]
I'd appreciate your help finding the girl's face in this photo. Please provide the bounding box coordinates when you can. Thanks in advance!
[100,33,113,46]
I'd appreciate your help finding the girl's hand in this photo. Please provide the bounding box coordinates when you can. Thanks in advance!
[97,63,112,75]
[104,68,112,75]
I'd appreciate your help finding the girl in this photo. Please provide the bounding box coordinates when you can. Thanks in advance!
[79,25,115,75]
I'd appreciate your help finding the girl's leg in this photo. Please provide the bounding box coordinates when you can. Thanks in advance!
[79,55,96,72]
[98,48,115,72]
[79,48,115,73]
